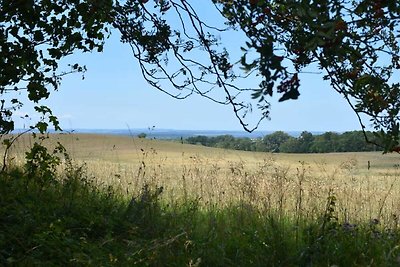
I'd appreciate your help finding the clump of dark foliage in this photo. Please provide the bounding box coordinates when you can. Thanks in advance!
[186,130,380,153]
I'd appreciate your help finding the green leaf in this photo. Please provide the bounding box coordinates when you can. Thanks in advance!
[27,83,50,102]
[279,89,300,102]
[35,122,49,133]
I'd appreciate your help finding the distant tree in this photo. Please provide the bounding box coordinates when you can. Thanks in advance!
[311,132,340,153]
[337,131,377,152]
[2,0,400,153]
[297,131,314,153]
[187,136,210,146]
[215,135,236,149]
[253,138,267,152]
[234,137,254,151]
[186,135,255,151]
[280,132,314,153]
[263,131,291,152]
[137,133,147,139]
[279,137,300,153]
[185,130,381,153]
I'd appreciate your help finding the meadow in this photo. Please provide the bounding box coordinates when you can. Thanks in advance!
[6,133,400,224]
[2,133,400,266]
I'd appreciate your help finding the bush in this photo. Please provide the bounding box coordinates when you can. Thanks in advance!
[137,133,147,139]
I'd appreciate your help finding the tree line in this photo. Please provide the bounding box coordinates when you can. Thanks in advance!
[186,131,380,153]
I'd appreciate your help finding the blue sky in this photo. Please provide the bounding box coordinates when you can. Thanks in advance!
[16,2,372,133]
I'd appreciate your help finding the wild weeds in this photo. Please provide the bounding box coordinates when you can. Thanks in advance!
[40,146,400,227]
[3,136,400,265]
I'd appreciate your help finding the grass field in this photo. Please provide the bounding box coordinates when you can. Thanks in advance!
[3,133,400,266]
[5,133,400,225]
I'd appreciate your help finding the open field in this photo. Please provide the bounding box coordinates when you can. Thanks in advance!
[3,133,400,265]
[4,133,400,225]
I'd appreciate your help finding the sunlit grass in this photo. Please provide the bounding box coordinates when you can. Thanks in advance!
[4,133,400,225]
[2,133,400,265]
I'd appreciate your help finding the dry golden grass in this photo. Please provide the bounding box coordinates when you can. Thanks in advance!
[4,133,400,225]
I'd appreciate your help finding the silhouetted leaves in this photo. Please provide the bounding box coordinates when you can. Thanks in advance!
[1,0,113,133]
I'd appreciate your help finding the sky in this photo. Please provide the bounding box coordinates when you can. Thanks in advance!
[15,2,373,133]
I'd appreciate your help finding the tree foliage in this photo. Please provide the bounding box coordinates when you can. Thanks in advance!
[215,0,400,151]
[187,131,379,153]
[1,0,114,134]
[213,0,400,152]
[1,0,400,152]
[261,131,291,152]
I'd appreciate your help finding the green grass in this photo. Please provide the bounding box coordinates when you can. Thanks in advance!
[2,162,400,266]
